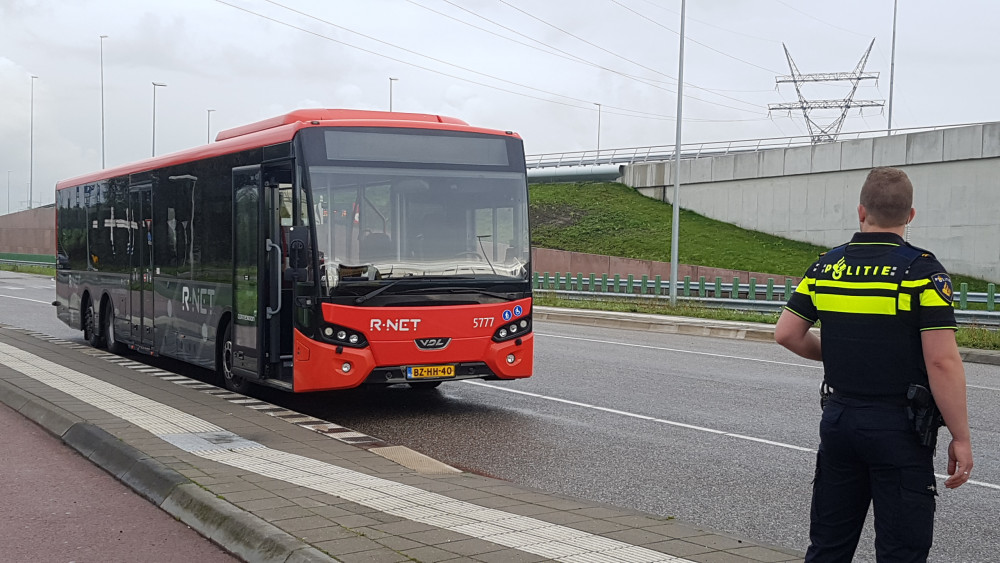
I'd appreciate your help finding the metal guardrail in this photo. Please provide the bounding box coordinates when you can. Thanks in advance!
[533,273,1000,328]
[525,121,989,169]
[0,258,55,268]
[536,289,1000,328]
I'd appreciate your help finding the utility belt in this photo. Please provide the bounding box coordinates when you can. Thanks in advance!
[820,381,945,449]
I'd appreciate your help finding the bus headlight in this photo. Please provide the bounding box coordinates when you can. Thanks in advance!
[319,323,369,348]
[341,362,352,373]
[506,354,516,364]
[493,314,531,342]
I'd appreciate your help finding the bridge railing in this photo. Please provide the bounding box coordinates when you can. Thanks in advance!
[525,122,989,169]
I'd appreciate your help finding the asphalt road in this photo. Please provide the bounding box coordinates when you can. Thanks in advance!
[4,270,998,562]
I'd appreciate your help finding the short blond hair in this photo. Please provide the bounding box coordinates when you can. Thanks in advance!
[860,167,913,227]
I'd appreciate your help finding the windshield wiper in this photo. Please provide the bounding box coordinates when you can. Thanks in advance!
[352,276,475,304]
[354,279,405,304]
[397,286,515,300]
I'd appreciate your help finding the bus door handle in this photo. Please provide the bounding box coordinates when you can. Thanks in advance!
[265,238,282,319]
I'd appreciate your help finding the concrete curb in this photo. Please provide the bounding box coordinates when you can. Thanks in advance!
[535,306,1000,367]
[0,377,336,563]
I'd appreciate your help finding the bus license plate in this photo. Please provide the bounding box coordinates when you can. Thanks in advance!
[406,365,456,379]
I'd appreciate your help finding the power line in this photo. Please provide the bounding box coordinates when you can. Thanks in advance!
[497,0,767,113]
[422,0,766,113]
[408,0,679,93]
[771,0,871,38]
[608,0,783,75]
[214,0,768,124]
[629,0,781,45]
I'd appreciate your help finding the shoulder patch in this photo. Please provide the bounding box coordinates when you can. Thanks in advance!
[931,273,954,304]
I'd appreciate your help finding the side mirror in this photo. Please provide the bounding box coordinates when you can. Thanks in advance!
[284,226,309,281]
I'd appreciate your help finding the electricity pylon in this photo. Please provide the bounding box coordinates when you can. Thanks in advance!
[769,39,884,144]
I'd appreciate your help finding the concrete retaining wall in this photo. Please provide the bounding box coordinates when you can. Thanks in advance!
[531,248,800,285]
[0,207,55,257]
[622,123,1000,282]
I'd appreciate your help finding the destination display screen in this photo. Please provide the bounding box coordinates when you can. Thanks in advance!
[323,130,510,166]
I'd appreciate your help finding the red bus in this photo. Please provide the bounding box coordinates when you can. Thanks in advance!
[55,109,533,393]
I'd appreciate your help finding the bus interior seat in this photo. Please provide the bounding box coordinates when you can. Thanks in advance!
[360,232,393,261]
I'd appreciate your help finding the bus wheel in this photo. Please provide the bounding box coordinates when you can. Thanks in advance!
[84,300,104,348]
[103,303,127,355]
[220,323,251,394]
[407,381,442,390]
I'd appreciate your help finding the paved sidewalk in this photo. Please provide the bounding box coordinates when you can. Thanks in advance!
[0,324,804,563]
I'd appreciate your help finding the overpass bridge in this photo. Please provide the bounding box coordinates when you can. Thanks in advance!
[616,121,1000,282]
[525,123,987,182]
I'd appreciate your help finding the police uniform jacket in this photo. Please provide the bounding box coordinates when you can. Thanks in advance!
[785,232,957,397]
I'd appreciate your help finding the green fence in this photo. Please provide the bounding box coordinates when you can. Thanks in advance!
[533,272,998,312]
[0,253,56,265]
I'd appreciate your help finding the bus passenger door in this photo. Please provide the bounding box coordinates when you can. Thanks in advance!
[128,185,154,347]
[231,165,282,381]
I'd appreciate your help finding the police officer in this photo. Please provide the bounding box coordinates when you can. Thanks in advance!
[774,167,973,562]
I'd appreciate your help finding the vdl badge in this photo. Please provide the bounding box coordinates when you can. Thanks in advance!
[406,364,456,379]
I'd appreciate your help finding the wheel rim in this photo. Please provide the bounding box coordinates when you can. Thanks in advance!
[84,305,95,340]
[222,338,243,387]
[105,307,115,348]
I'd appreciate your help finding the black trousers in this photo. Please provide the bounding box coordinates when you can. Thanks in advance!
[805,395,937,563]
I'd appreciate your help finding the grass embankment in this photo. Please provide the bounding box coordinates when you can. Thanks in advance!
[529,182,1000,350]
[0,264,55,276]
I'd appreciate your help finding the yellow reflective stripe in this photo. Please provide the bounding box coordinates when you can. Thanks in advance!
[815,293,897,315]
[814,280,899,291]
[794,277,816,296]
[901,279,930,288]
[920,288,951,308]
[784,306,816,323]
[898,293,912,311]
[921,325,958,332]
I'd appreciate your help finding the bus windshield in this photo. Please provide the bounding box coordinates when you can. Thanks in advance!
[302,130,530,294]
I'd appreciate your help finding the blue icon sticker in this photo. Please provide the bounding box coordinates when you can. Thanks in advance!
[502,310,513,321]
[513,305,523,317]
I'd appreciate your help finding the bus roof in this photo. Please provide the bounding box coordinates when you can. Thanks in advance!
[56,109,521,190]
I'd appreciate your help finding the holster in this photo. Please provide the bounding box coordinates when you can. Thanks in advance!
[820,381,832,411]
[906,384,945,449]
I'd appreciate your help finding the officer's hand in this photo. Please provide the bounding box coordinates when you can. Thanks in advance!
[945,439,973,489]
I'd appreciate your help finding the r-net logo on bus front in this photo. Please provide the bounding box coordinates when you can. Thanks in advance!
[369,318,422,332]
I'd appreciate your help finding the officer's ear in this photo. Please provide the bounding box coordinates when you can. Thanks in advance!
[906,208,916,225]
[857,204,867,224]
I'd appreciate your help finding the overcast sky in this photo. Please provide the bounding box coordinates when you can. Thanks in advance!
[1,0,996,212]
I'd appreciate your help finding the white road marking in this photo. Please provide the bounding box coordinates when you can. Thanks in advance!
[464,381,1000,491]
[0,293,51,305]
[0,341,696,563]
[536,332,822,369]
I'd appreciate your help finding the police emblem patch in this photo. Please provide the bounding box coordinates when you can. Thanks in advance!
[931,273,954,304]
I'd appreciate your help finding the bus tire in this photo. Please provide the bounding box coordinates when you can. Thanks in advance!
[407,381,442,390]
[84,299,104,349]
[103,302,127,355]
[220,322,251,394]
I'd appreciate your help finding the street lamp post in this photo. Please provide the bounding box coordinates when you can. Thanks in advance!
[29,75,37,210]
[207,109,215,144]
[100,35,108,168]
[6,171,11,215]
[669,0,686,306]
[151,82,167,157]
[594,102,602,159]
[388,77,398,112]
[887,0,898,135]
